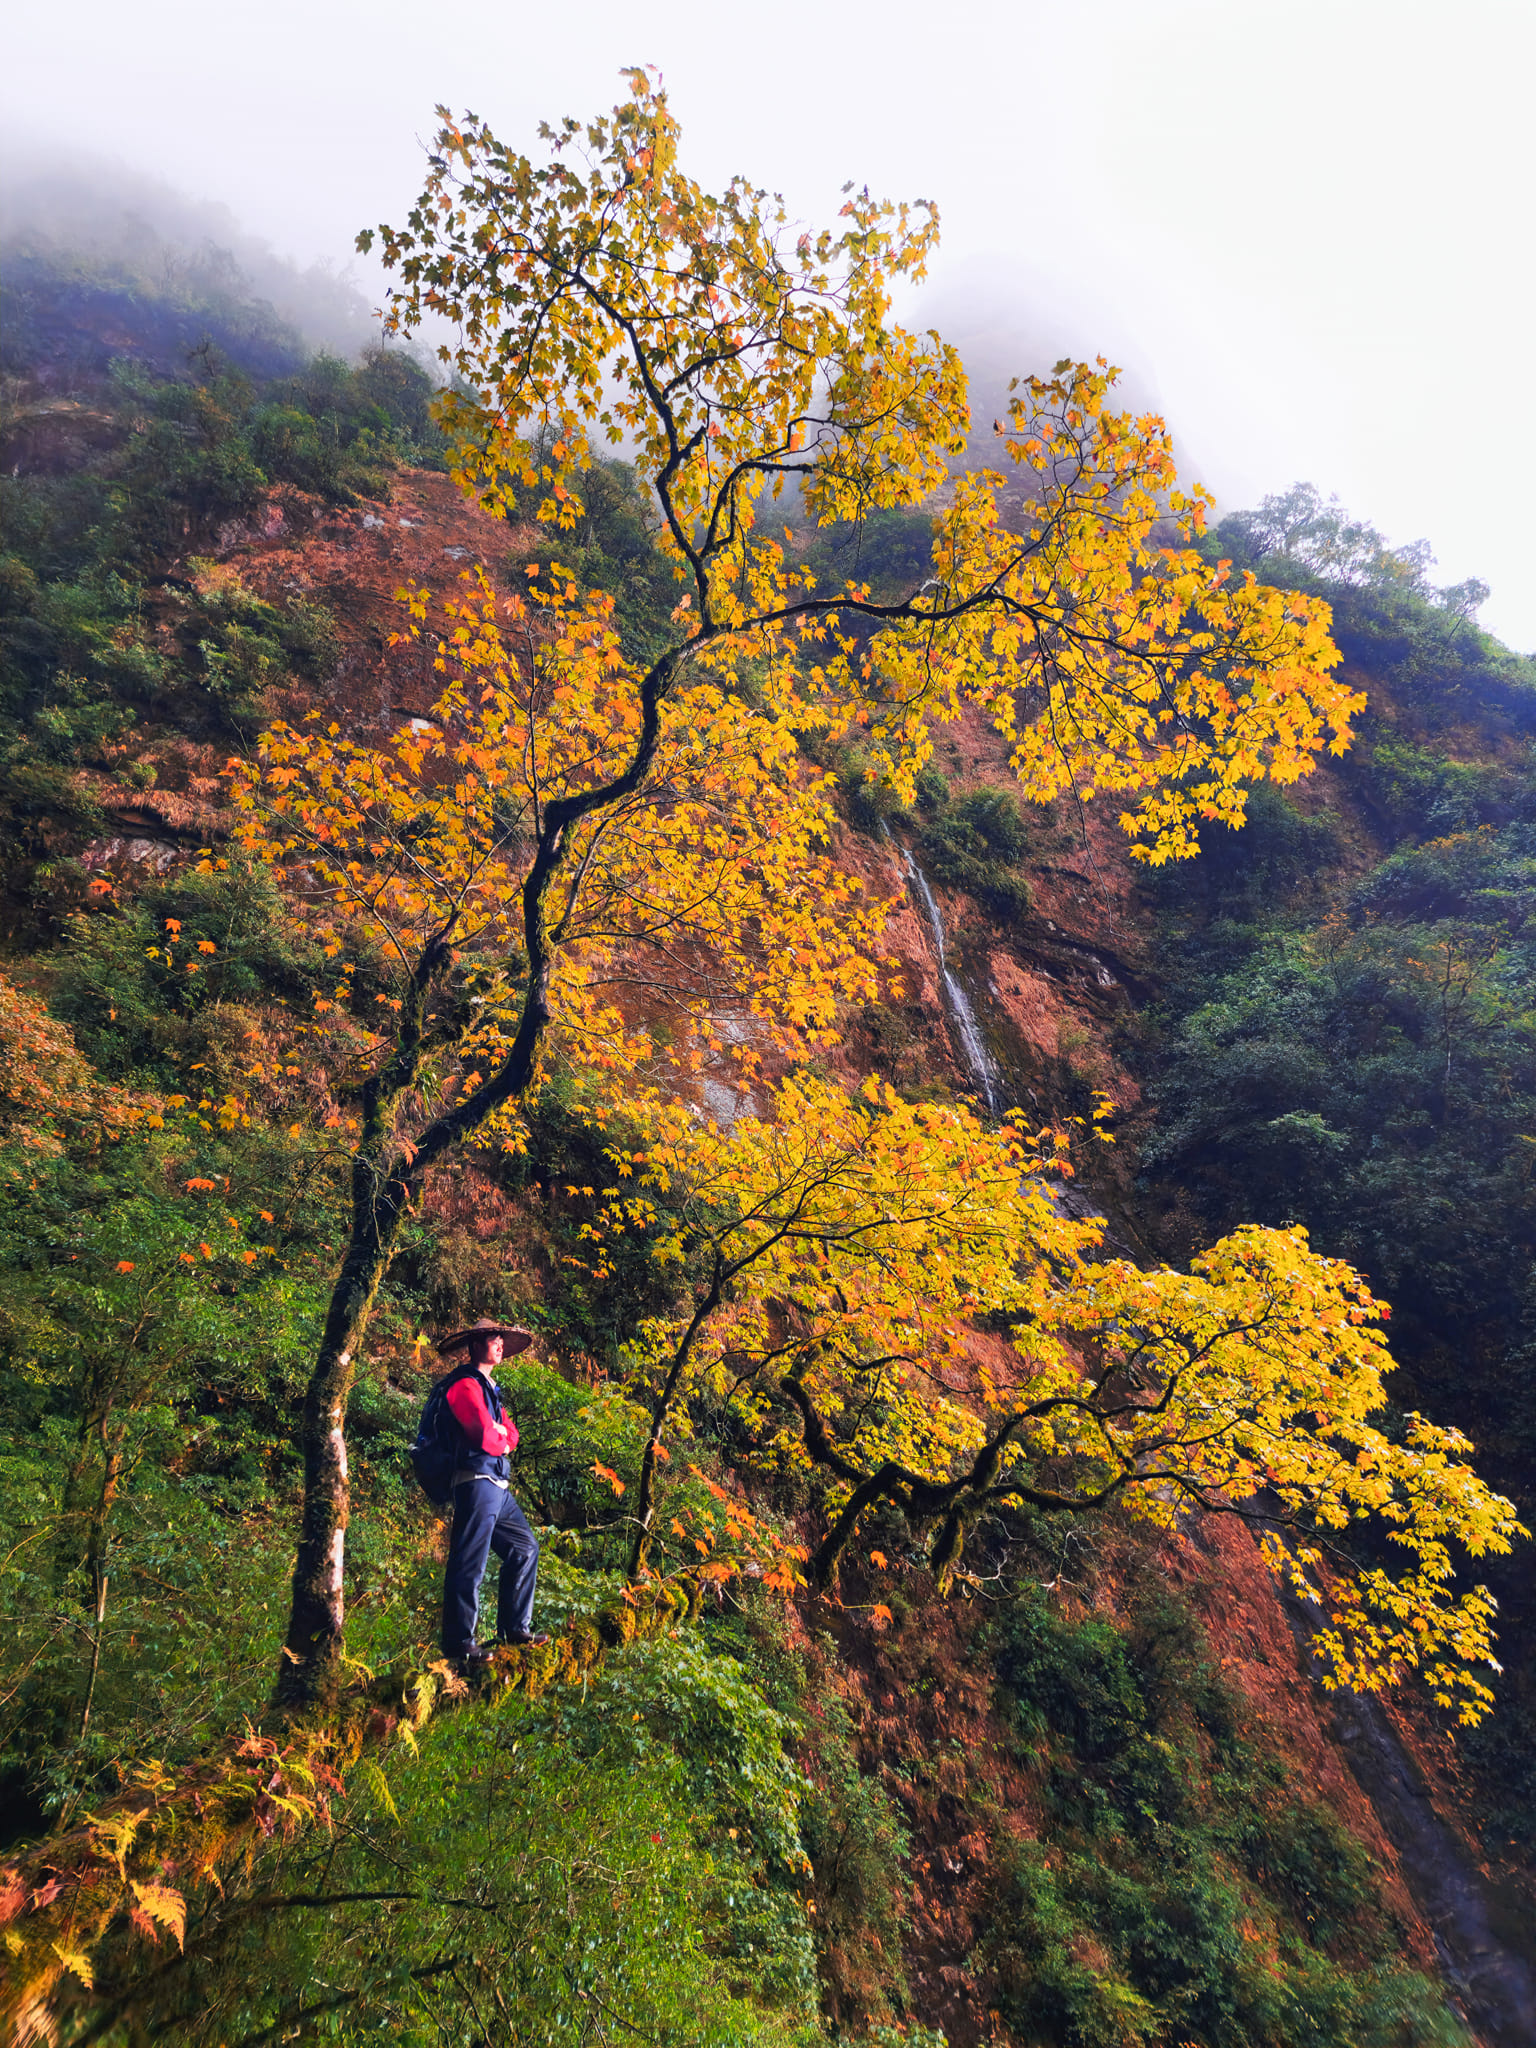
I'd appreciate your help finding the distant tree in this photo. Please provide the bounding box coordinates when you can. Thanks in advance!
[1214,481,1436,592]
[1213,481,1498,626]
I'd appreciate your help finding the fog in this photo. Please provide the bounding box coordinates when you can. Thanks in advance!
[4,0,1533,645]
[0,151,380,359]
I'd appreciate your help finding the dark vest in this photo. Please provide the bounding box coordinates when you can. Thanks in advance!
[445,1360,511,1482]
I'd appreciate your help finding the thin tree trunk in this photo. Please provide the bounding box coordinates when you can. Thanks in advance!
[627,1257,724,1582]
[74,1414,123,1736]
[79,1564,108,1740]
[56,1380,115,1591]
[273,1164,407,1712]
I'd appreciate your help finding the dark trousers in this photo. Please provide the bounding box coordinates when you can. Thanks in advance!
[441,1481,540,1653]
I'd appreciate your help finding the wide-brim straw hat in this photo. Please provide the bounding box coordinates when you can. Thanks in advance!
[435,1316,536,1359]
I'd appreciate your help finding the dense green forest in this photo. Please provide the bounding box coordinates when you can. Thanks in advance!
[1,105,1532,2048]
[1141,489,1536,1850]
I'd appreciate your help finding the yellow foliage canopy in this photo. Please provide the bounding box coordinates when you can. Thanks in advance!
[232,568,889,1140]
[362,74,1361,865]
[581,1077,1524,1725]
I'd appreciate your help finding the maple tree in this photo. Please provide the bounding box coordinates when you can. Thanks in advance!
[236,567,888,1703]
[233,72,1371,1710]
[569,1076,1521,1726]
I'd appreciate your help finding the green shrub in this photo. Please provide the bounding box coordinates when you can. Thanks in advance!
[81,1667,824,2047]
[1147,780,1341,935]
[984,1588,1465,2048]
[50,860,338,1085]
[1361,736,1527,839]
[804,507,934,600]
[837,745,905,836]
[919,785,1031,918]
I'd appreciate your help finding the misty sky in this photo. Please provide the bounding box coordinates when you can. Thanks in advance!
[6,0,1534,648]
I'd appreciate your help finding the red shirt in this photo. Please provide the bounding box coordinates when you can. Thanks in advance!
[445,1373,517,1458]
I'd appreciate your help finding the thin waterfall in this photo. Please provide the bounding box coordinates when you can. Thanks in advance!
[898,843,1001,1114]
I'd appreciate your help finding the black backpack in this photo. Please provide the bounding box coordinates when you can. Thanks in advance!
[409,1377,460,1505]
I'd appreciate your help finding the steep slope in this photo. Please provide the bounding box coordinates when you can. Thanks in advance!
[181,470,1536,2045]
[2,251,1529,2042]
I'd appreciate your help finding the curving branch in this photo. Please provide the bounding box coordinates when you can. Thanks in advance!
[780,1375,1146,1588]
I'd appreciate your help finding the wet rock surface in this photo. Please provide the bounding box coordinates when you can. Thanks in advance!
[1331,1690,1536,2047]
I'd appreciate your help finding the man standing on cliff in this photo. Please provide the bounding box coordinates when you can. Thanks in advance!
[436,1317,549,1665]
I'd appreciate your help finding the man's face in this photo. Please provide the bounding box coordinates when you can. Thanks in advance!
[480,1334,505,1370]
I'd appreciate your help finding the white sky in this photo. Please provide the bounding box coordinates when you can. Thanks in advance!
[6,0,1534,648]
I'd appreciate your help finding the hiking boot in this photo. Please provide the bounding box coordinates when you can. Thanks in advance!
[499,1630,551,1649]
[451,1643,495,1670]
